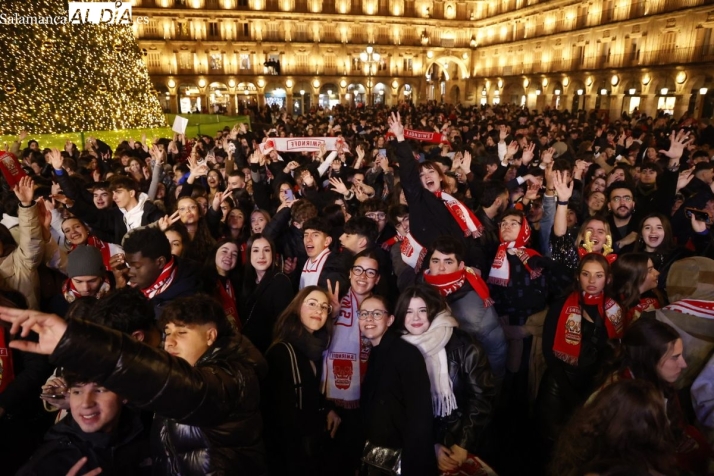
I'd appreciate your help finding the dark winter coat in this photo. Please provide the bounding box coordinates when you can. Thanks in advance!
[16,410,151,476]
[360,330,438,476]
[435,329,495,456]
[50,319,268,476]
[239,269,294,354]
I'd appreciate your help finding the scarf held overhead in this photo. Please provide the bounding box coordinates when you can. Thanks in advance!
[488,219,542,287]
[382,232,426,271]
[259,136,350,154]
[552,291,624,366]
[386,129,449,144]
[424,267,494,307]
[401,312,459,417]
[435,191,484,237]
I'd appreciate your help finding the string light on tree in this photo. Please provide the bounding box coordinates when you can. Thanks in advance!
[0,0,165,134]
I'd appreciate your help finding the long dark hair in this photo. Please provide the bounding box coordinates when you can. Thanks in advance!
[392,284,448,334]
[576,253,615,298]
[606,318,681,392]
[611,253,651,310]
[202,238,242,294]
[271,285,333,347]
[242,233,278,297]
[550,379,675,476]
[633,212,674,254]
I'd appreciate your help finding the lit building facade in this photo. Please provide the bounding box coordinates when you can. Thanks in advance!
[132,0,714,119]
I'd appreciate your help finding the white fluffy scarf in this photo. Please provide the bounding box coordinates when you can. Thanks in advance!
[402,311,458,417]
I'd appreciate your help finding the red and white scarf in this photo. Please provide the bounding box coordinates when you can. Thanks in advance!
[424,267,494,307]
[386,129,448,144]
[382,232,426,271]
[217,278,240,330]
[141,257,177,299]
[663,299,714,320]
[300,248,330,289]
[62,277,111,303]
[0,329,15,394]
[324,289,371,408]
[626,295,662,327]
[434,191,484,237]
[553,291,624,366]
[488,220,542,286]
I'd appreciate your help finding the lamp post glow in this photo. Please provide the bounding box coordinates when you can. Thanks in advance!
[361,45,380,105]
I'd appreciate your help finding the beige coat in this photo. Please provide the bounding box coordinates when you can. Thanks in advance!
[0,203,44,309]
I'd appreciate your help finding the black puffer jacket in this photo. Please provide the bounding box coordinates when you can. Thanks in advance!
[50,319,269,476]
[435,329,496,456]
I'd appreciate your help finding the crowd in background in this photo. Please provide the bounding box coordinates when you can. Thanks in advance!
[0,101,713,476]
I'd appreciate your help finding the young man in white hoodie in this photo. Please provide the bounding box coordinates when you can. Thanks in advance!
[66,176,163,245]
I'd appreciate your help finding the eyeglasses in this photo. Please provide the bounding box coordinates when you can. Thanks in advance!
[365,212,386,221]
[352,266,379,278]
[499,220,522,229]
[611,195,633,203]
[358,309,389,320]
[303,300,332,314]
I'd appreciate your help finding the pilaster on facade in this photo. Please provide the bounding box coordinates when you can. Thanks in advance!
[133,0,714,119]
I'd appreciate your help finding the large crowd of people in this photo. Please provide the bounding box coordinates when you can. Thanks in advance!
[0,101,713,476]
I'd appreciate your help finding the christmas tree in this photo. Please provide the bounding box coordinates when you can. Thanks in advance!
[0,0,165,135]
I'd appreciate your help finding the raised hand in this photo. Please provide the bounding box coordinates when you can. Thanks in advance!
[329,177,349,195]
[0,307,67,355]
[553,170,573,202]
[65,457,102,476]
[677,168,695,192]
[505,140,519,160]
[157,211,181,231]
[387,112,405,140]
[283,256,297,275]
[461,151,472,174]
[13,176,34,206]
[326,279,341,316]
[541,147,555,166]
[49,148,64,170]
[521,142,536,165]
[659,130,692,161]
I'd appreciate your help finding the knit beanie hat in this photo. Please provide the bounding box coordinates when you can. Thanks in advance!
[67,245,104,278]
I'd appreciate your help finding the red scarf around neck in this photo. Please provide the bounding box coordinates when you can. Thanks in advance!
[423,267,493,307]
[553,291,624,366]
[488,219,542,286]
[62,277,111,303]
[217,278,240,330]
[141,257,177,299]
[0,329,14,394]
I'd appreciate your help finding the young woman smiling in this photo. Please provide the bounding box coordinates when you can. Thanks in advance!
[264,286,340,475]
[239,234,293,354]
[537,253,624,445]
[394,285,496,474]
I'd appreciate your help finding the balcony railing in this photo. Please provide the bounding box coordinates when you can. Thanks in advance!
[474,45,714,78]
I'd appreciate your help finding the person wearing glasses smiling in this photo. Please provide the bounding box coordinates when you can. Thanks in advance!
[264,286,341,475]
[323,251,381,475]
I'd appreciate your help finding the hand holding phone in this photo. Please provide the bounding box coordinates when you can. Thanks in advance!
[685,207,712,225]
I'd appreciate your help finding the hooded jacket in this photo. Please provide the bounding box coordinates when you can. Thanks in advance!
[16,410,151,476]
[50,319,269,476]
